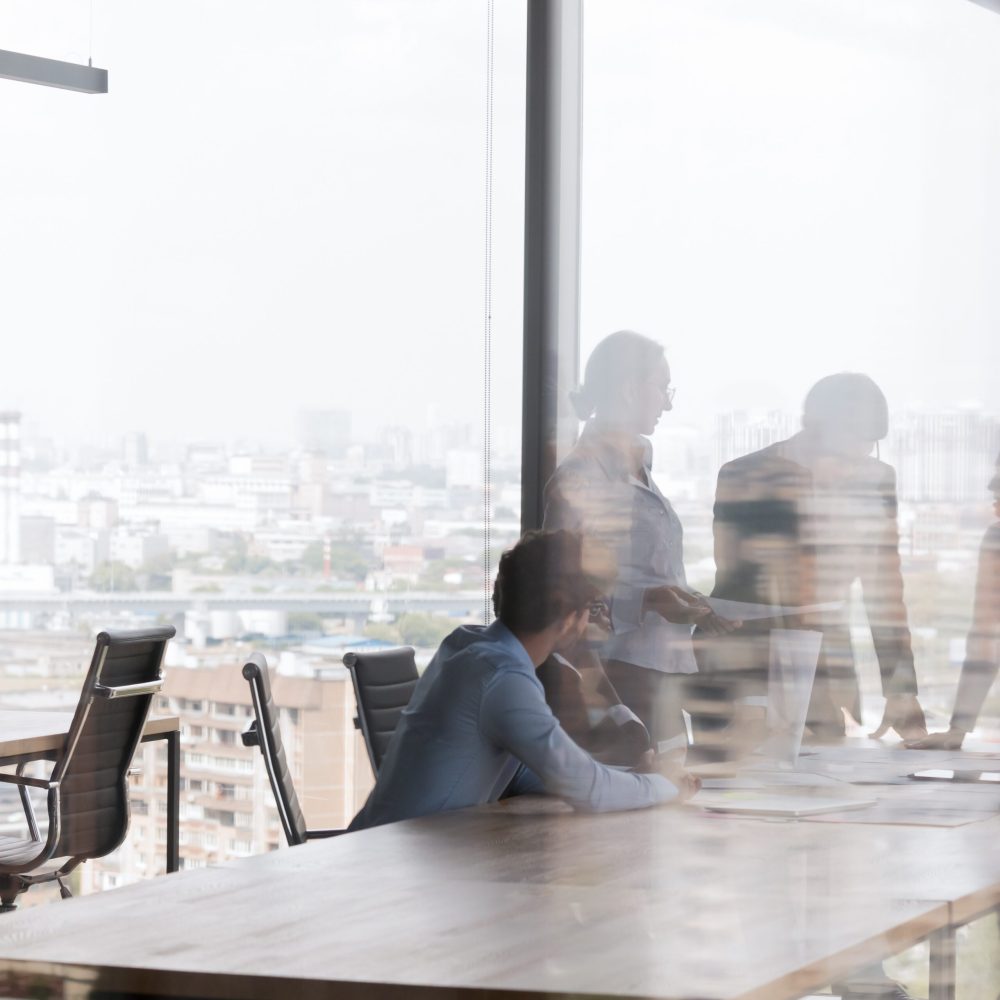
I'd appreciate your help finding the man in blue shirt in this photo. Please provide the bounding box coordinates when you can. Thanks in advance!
[349,530,696,831]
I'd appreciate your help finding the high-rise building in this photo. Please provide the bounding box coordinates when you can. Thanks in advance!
[889,410,1000,503]
[0,412,21,564]
[299,410,351,458]
[714,410,797,469]
[123,432,149,468]
[18,515,55,565]
[78,494,119,531]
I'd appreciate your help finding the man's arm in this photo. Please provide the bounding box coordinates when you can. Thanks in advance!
[480,670,679,812]
[861,467,926,739]
[910,528,1000,749]
[951,529,1000,733]
[861,469,919,696]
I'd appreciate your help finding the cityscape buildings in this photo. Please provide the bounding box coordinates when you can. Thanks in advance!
[0,403,997,895]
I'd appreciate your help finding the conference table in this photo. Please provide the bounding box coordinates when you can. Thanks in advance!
[0,709,181,874]
[0,741,997,1000]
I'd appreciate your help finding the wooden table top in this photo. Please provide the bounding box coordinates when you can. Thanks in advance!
[0,709,179,761]
[0,769,997,1000]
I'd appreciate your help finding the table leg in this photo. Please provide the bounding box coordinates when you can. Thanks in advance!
[166,729,180,874]
[929,925,957,1000]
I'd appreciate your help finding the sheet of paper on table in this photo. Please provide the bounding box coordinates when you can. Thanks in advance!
[705,597,843,621]
[693,788,876,817]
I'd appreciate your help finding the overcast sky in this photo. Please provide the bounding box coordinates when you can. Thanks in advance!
[2,0,999,455]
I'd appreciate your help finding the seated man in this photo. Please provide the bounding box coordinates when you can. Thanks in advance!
[349,530,697,832]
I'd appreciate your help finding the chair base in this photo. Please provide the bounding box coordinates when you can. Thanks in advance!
[0,864,79,914]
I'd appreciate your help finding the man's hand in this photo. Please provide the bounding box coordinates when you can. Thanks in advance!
[635,751,701,801]
[905,727,967,751]
[660,758,702,802]
[869,693,928,741]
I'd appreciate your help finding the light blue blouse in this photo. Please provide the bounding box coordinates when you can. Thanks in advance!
[544,423,699,675]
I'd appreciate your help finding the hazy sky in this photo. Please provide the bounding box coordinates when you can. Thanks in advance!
[2,0,999,455]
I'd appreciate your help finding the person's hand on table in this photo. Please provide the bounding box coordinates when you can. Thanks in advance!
[905,726,967,751]
[634,750,702,802]
[643,586,741,634]
[869,693,927,741]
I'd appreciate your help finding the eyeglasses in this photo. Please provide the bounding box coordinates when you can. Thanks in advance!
[649,381,676,404]
[588,600,609,622]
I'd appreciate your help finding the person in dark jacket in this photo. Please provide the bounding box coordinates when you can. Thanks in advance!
[692,373,927,746]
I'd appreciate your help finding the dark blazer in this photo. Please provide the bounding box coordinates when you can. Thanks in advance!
[698,440,918,736]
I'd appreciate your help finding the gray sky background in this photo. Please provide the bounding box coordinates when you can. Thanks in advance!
[2,0,999,456]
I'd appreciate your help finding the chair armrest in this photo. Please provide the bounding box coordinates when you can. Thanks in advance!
[241,719,260,748]
[94,679,164,699]
[305,828,344,839]
[0,772,58,790]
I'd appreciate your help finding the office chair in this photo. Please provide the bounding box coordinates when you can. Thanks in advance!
[342,647,419,774]
[0,626,175,912]
[241,653,340,847]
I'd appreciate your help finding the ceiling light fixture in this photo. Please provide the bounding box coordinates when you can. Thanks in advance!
[0,49,107,94]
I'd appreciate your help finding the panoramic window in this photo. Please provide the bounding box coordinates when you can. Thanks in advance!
[0,0,525,887]
[579,0,1000,734]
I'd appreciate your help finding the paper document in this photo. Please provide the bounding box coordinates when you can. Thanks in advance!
[705,598,843,622]
[693,789,875,817]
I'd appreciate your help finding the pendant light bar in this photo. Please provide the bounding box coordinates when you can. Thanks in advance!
[0,49,107,94]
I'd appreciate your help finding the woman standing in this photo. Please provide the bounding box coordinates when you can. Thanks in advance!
[543,330,736,752]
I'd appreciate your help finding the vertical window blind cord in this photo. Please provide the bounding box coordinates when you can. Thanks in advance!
[482,0,495,625]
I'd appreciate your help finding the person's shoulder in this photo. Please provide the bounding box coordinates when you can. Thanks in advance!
[856,457,898,494]
[718,443,806,496]
[866,455,895,478]
[436,625,505,672]
[480,650,543,697]
[721,442,797,475]
[548,443,605,486]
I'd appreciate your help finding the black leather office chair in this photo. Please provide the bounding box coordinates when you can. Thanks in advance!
[241,653,340,847]
[0,626,175,912]
[342,647,419,774]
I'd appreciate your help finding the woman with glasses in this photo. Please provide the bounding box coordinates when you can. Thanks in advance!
[543,330,738,753]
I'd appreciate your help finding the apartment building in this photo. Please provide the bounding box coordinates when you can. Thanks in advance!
[82,648,374,893]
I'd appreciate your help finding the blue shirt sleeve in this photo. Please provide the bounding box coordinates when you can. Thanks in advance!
[479,670,677,812]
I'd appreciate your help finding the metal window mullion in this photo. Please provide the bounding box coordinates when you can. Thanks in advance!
[521,0,583,532]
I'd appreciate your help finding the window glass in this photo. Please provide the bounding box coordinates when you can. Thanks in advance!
[579,0,1000,736]
[0,0,525,887]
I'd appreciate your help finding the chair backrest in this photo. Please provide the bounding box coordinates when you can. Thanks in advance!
[241,652,308,847]
[342,647,419,774]
[52,627,174,862]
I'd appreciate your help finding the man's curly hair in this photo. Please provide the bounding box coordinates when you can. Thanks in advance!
[492,530,609,634]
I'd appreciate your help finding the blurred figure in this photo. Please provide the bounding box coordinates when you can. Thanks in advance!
[544,331,737,753]
[909,454,1000,750]
[694,373,927,745]
[536,601,652,767]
